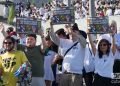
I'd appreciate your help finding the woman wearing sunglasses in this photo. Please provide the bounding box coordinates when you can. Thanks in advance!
[87,29,118,86]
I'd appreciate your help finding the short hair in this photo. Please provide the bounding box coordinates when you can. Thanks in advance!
[7,27,14,33]
[45,35,51,40]
[26,34,37,40]
[72,23,79,31]
[79,30,87,39]
[55,28,66,37]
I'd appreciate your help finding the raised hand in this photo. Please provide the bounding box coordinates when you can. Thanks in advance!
[0,22,5,32]
[64,24,72,35]
[38,29,44,37]
[110,27,116,37]
[86,28,91,34]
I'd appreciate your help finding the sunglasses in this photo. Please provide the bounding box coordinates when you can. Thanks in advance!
[110,25,115,28]
[3,42,13,45]
[99,44,107,47]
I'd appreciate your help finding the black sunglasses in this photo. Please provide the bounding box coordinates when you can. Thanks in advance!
[99,44,107,47]
[3,42,13,45]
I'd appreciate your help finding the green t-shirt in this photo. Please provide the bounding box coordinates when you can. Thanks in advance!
[17,45,44,77]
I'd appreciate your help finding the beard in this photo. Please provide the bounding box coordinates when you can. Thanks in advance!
[5,46,14,52]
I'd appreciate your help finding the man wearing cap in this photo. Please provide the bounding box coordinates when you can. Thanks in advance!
[49,23,87,86]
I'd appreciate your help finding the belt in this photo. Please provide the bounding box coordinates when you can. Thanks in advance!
[64,71,80,75]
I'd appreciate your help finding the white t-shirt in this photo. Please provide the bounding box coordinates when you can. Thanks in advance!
[44,50,56,81]
[23,10,30,17]
[115,34,120,47]
[39,7,45,16]
[94,50,117,78]
[106,8,113,16]
[60,38,85,74]
[84,44,95,73]
[114,9,120,15]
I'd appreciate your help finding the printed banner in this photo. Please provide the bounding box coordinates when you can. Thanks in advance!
[87,17,110,34]
[16,17,41,34]
[51,8,75,25]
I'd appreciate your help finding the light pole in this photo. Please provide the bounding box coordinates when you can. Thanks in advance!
[89,0,95,17]
[89,0,97,40]
[68,0,71,7]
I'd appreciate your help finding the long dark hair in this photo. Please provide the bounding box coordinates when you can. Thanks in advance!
[98,39,111,58]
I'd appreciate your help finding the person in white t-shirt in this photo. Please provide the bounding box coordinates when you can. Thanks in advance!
[114,7,120,15]
[109,20,120,59]
[105,7,113,16]
[44,35,57,86]
[83,42,95,86]
[87,28,117,86]
[39,3,45,16]
[49,23,87,86]
[52,28,68,85]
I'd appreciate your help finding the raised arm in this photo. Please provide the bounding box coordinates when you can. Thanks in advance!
[87,29,96,56]
[65,24,87,47]
[77,34,87,48]
[0,22,8,37]
[38,28,47,53]
[48,23,60,46]
[111,31,116,55]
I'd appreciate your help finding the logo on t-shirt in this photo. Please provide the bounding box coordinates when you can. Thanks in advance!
[3,57,16,69]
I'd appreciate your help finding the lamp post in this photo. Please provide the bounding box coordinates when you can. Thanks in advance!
[68,0,71,7]
[89,0,95,17]
[89,0,97,40]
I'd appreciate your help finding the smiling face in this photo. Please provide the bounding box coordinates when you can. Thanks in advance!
[98,39,110,54]
[99,42,108,53]
[3,38,15,52]
[26,36,36,47]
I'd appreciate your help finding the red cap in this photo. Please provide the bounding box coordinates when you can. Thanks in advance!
[9,31,17,36]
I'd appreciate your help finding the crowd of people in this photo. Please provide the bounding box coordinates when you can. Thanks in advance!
[0,19,120,86]
[3,0,120,22]
[12,0,120,21]
[0,0,120,86]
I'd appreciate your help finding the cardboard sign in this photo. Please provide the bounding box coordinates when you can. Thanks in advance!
[16,17,41,34]
[51,8,75,25]
[87,17,110,34]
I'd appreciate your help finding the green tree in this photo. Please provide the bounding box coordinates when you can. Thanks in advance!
[7,5,15,25]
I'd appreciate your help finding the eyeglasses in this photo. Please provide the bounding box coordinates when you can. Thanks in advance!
[99,44,107,47]
[3,42,13,45]
[110,25,115,28]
